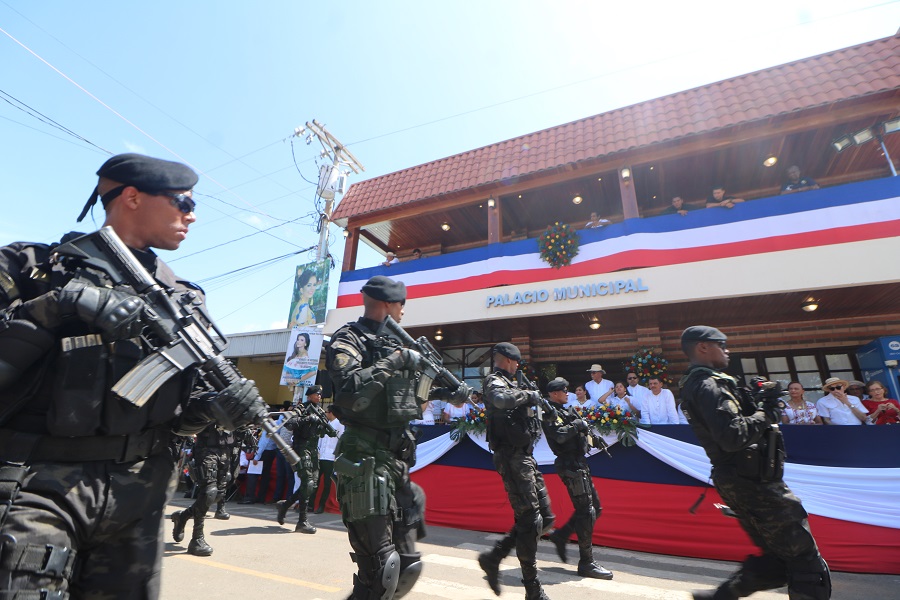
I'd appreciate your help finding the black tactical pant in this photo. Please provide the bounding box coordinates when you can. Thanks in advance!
[316,458,335,511]
[492,447,546,581]
[182,446,229,532]
[554,458,601,564]
[0,452,176,599]
[284,446,318,521]
[713,466,829,598]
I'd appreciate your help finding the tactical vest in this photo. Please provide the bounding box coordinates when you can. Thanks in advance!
[0,233,200,437]
[329,321,420,429]
[544,409,590,460]
[484,371,538,451]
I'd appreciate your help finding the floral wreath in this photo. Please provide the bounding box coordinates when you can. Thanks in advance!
[629,347,673,386]
[538,222,579,269]
[449,406,487,440]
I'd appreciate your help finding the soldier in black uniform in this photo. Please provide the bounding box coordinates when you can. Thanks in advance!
[276,384,336,533]
[542,377,613,580]
[478,342,556,600]
[171,424,235,555]
[679,326,830,600]
[0,153,266,598]
[328,275,458,600]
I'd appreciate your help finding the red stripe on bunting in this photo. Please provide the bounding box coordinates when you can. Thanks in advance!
[412,464,900,574]
[336,221,899,308]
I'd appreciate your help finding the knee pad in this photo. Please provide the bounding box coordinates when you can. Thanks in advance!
[202,486,218,507]
[350,548,401,600]
[393,553,423,599]
[377,549,401,600]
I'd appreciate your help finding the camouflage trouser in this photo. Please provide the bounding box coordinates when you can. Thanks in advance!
[713,467,828,596]
[183,446,229,524]
[492,447,544,580]
[285,446,319,517]
[555,458,601,563]
[0,452,177,599]
[336,427,424,596]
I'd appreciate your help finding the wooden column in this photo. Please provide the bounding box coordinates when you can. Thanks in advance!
[341,227,359,271]
[619,166,640,219]
[487,196,501,244]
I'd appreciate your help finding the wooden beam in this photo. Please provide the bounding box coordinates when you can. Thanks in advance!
[619,166,639,219]
[341,227,360,272]
[487,196,501,244]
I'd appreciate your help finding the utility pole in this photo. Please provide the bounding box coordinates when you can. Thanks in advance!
[294,120,365,262]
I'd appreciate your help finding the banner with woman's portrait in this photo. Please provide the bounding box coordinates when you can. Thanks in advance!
[287,260,328,327]
[280,326,324,387]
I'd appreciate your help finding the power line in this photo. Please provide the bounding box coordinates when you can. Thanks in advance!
[0,112,108,155]
[0,88,111,153]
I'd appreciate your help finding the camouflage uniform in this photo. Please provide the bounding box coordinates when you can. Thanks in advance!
[277,401,335,532]
[171,424,233,554]
[479,368,554,598]
[327,317,426,600]
[680,365,830,600]
[0,235,211,598]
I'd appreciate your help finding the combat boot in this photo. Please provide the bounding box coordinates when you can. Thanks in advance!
[577,560,613,580]
[188,521,213,556]
[477,551,502,596]
[188,536,213,556]
[522,577,550,600]
[214,503,230,520]
[548,527,571,563]
[275,499,289,525]
[170,509,190,543]
[295,519,317,534]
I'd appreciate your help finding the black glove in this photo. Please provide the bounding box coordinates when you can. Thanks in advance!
[759,399,783,425]
[573,418,589,433]
[208,378,268,431]
[29,280,145,341]
[383,348,425,372]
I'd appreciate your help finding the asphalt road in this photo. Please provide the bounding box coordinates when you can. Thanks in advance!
[160,499,898,600]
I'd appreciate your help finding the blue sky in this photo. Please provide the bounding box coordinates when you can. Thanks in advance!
[2,1,898,334]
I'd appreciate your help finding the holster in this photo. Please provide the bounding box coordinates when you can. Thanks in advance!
[736,427,785,482]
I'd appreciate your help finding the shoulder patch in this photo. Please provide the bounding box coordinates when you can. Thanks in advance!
[334,353,350,369]
[331,341,362,363]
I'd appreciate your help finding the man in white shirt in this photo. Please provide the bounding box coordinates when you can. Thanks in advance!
[583,364,614,409]
[816,377,868,425]
[314,407,344,513]
[381,251,399,266]
[584,212,611,229]
[640,377,680,424]
[625,371,650,419]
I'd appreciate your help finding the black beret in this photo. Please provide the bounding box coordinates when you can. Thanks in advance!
[493,342,521,362]
[681,326,727,348]
[360,275,406,303]
[78,153,199,222]
[546,377,569,393]
[305,385,323,396]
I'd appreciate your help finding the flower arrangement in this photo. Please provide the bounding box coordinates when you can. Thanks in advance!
[449,406,487,440]
[519,361,540,386]
[629,347,674,387]
[579,403,646,447]
[538,222,579,269]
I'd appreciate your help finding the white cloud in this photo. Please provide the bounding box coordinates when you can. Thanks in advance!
[123,141,146,154]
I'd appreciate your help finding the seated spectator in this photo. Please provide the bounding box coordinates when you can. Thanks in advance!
[584,211,611,229]
[381,251,399,267]
[609,381,640,416]
[706,185,744,209]
[816,377,868,425]
[640,377,680,424]
[861,380,900,425]
[661,196,694,216]
[781,381,822,425]
[583,364,614,409]
[470,390,485,409]
[567,385,588,409]
[846,380,867,401]
[625,371,650,409]
[441,399,470,423]
[412,400,436,425]
[411,248,423,259]
[780,165,819,195]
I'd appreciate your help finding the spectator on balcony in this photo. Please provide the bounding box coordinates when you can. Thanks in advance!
[441,399,470,423]
[861,380,900,425]
[610,382,640,416]
[846,380,868,401]
[780,165,819,195]
[625,371,650,409]
[640,377,680,424]
[567,385,589,409]
[661,196,695,216]
[381,251,399,267]
[781,381,822,425]
[706,185,744,209]
[816,377,868,425]
[470,389,485,409]
[584,211,611,229]
[411,248,423,259]
[583,364,614,408]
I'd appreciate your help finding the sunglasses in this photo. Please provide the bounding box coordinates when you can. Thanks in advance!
[159,192,196,214]
[827,385,843,391]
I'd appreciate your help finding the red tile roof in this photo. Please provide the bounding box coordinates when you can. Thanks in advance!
[333,34,900,223]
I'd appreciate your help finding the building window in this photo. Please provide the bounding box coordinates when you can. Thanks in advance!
[736,349,860,399]
[440,346,493,390]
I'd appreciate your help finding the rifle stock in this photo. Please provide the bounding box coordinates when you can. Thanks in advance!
[52,227,299,465]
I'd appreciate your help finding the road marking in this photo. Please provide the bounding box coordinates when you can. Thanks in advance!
[174,555,341,592]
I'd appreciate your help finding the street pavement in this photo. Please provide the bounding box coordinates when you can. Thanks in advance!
[160,498,898,599]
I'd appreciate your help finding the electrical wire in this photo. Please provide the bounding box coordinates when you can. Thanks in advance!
[0,88,111,153]
[0,112,108,155]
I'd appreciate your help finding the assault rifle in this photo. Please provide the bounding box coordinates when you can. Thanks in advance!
[515,370,558,423]
[51,227,300,466]
[304,401,338,438]
[380,315,470,399]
